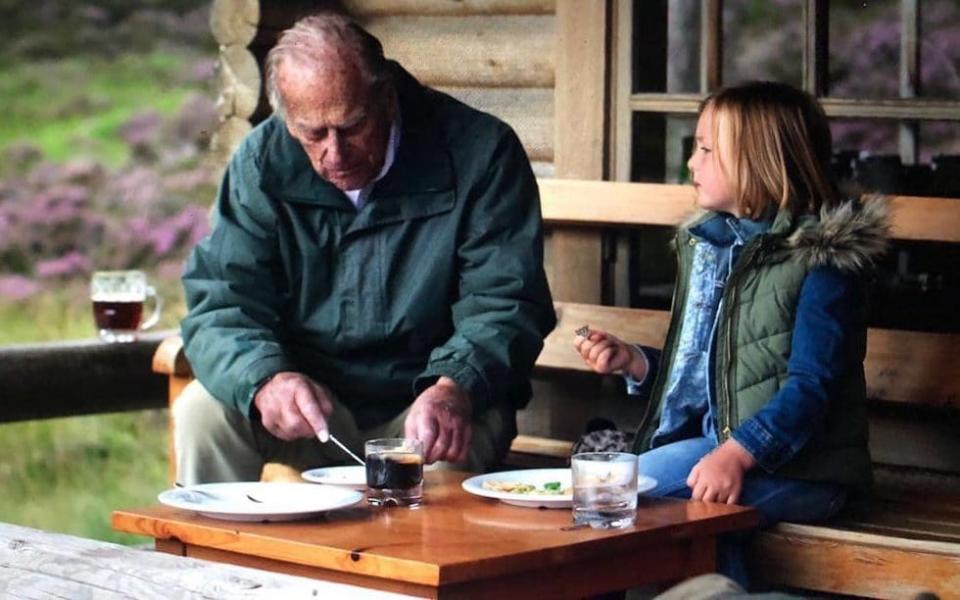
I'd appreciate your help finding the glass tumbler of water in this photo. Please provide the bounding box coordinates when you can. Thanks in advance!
[571,451,638,529]
[90,270,163,342]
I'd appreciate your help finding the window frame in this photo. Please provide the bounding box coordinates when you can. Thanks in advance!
[608,0,960,182]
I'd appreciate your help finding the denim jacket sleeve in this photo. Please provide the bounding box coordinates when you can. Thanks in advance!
[624,345,661,397]
[731,266,864,472]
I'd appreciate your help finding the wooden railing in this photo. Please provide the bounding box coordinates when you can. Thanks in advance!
[0,331,171,424]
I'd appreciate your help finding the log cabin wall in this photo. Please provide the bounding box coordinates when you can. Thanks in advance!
[207,0,614,440]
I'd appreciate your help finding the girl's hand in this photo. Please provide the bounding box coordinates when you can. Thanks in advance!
[687,439,756,504]
[573,329,647,380]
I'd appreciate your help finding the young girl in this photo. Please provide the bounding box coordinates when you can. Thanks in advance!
[574,81,888,586]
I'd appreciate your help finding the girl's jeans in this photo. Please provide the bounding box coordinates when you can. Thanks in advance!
[638,437,847,589]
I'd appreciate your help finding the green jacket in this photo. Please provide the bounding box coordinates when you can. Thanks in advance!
[181,64,556,429]
[636,200,888,490]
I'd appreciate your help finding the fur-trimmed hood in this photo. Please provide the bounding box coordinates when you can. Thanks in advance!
[679,197,890,274]
[784,196,890,273]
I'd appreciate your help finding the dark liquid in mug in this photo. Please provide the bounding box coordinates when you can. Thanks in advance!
[366,452,423,490]
[93,300,143,330]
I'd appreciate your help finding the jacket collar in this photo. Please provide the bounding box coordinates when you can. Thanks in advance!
[689,211,774,247]
[257,62,453,209]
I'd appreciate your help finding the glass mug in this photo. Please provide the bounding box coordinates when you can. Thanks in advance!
[365,438,424,508]
[90,270,162,343]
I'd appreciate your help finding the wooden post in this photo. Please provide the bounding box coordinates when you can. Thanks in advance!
[551,0,609,303]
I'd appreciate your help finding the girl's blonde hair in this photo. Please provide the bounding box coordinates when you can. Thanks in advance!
[704,81,839,219]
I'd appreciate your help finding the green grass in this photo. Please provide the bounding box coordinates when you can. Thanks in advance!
[0,284,186,544]
[0,411,168,544]
[0,33,208,545]
[0,51,194,166]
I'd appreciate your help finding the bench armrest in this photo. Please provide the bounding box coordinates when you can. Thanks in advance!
[152,334,192,378]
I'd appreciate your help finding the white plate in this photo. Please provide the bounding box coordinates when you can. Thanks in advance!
[159,482,364,522]
[301,465,367,490]
[461,469,658,509]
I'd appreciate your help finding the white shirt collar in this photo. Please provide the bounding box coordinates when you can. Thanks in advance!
[344,116,401,209]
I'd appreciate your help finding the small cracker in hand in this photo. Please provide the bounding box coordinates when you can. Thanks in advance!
[574,325,591,338]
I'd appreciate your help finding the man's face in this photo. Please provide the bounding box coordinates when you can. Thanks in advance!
[279,57,393,192]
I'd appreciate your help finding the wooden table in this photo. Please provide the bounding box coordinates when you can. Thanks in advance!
[113,471,758,599]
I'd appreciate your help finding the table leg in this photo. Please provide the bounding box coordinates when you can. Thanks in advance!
[156,537,186,556]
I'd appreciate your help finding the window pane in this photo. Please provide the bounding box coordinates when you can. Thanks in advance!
[666,0,702,93]
[829,0,900,99]
[831,118,899,157]
[723,0,803,88]
[634,0,702,93]
[830,120,960,197]
[873,240,960,332]
[920,1,960,99]
[921,122,960,197]
[630,113,697,183]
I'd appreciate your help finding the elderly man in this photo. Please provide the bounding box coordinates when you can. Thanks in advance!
[174,13,555,483]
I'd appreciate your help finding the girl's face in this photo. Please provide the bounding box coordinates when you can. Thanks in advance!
[687,106,738,216]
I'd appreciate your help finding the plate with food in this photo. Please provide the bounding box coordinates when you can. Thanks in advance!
[158,482,364,522]
[461,469,575,508]
[301,465,367,490]
[462,468,659,509]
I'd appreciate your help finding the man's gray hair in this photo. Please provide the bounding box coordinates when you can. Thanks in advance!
[265,13,391,119]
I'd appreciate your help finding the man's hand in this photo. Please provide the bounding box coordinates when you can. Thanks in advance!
[404,376,472,464]
[253,372,335,441]
[687,439,756,504]
[574,329,648,380]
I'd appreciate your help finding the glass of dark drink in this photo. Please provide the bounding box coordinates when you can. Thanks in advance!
[365,438,424,508]
[90,270,163,342]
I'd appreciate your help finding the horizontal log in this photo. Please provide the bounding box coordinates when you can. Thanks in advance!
[208,84,554,170]
[0,523,387,598]
[438,86,553,161]
[362,15,555,88]
[0,333,171,423]
[210,0,335,47]
[209,116,253,174]
[216,44,261,121]
[211,0,555,46]
[345,0,555,16]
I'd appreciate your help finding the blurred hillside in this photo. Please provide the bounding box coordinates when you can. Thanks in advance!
[0,0,213,64]
[0,1,219,546]
[0,0,218,334]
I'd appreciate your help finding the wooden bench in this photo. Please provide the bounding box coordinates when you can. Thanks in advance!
[154,178,960,599]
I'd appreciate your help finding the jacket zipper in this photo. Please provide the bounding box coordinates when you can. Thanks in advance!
[717,239,765,441]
